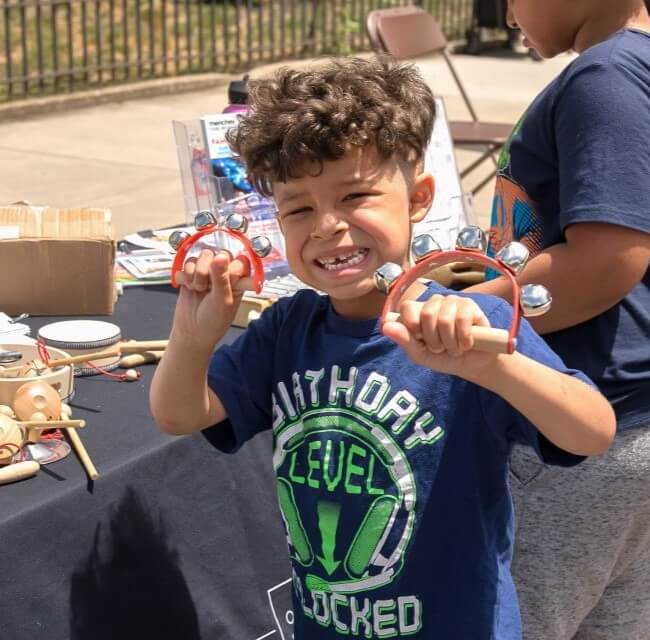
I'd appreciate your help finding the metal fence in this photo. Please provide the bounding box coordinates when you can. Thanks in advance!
[1,0,475,101]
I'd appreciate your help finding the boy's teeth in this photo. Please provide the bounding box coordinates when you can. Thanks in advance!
[318,249,368,270]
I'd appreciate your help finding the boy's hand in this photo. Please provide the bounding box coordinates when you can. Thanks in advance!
[171,249,253,352]
[382,295,499,379]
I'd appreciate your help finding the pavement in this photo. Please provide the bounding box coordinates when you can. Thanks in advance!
[0,49,575,240]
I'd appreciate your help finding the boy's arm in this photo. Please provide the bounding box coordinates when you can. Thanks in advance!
[474,60,650,332]
[473,350,615,456]
[149,250,250,435]
[382,296,616,456]
[149,335,226,435]
[470,223,650,334]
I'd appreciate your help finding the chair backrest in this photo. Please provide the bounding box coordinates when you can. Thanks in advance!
[366,7,448,59]
[366,6,479,123]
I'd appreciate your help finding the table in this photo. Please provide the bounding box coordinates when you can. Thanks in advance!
[0,286,292,640]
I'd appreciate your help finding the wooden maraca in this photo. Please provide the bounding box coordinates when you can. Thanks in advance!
[0,410,84,486]
[12,381,95,479]
[13,381,85,442]
[0,413,24,465]
[13,380,61,422]
[0,382,86,485]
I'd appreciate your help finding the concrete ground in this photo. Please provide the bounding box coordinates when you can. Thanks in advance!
[0,49,575,240]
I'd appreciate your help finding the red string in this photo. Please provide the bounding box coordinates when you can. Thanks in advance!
[37,337,50,366]
[0,442,25,463]
[37,338,141,382]
[85,360,141,382]
[39,429,64,441]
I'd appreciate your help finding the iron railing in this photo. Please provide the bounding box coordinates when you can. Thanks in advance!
[1,0,475,101]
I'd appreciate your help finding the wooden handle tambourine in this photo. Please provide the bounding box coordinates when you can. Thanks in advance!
[169,210,273,294]
[375,226,552,355]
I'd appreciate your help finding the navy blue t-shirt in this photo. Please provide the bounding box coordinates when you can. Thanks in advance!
[487,29,650,430]
[204,285,587,639]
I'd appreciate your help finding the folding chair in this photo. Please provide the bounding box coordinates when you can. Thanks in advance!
[367,6,514,196]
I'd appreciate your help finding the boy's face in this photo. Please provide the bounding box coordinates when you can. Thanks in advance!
[507,0,586,57]
[273,147,434,319]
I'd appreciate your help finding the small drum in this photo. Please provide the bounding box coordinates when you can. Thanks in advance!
[38,320,122,377]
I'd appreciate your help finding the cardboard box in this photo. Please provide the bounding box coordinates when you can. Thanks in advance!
[0,206,116,315]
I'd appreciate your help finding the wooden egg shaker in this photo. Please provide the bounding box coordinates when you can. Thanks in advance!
[13,381,62,443]
[0,413,25,465]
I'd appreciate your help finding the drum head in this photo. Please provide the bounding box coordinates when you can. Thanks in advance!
[38,320,121,350]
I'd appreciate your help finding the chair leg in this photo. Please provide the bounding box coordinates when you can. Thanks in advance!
[459,144,500,179]
[456,143,504,196]
[470,170,499,197]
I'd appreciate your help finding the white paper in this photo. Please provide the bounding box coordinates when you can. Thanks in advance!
[0,225,20,239]
[0,312,31,338]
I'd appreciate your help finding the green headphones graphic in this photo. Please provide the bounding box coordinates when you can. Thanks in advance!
[274,408,416,594]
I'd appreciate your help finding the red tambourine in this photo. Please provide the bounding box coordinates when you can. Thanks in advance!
[375,226,551,355]
[169,211,272,295]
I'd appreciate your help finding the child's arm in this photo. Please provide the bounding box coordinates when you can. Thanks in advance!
[469,223,650,334]
[149,250,250,435]
[382,295,616,456]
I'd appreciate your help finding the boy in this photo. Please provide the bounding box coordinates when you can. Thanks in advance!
[150,58,615,639]
[469,1,650,638]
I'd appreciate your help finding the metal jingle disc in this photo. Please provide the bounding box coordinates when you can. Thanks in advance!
[0,350,23,365]
[496,242,530,275]
[168,229,191,251]
[225,212,249,234]
[411,234,442,262]
[250,235,272,258]
[194,210,218,230]
[374,262,404,295]
[24,439,72,465]
[455,226,487,253]
[520,284,552,317]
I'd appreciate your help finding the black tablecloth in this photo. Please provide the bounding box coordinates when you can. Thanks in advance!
[0,286,292,640]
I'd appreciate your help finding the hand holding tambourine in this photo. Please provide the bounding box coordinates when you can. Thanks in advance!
[168,211,273,348]
[375,226,551,370]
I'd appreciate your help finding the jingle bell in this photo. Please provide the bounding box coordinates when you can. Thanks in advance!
[0,351,22,365]
[520,284,552,317]
[455,226,488,253]
[168,230,191,251]
[411,234,442,262]
[250,235,272,258]
[194,210,218,230]
[374,262,404,295]
[496,242,530,275]
[225,212,249,234]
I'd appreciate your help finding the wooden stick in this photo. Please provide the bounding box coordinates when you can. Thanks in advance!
[48,349,121,368]
[64,428,99,480]
[119,340,168,353]
[19,419,86,429]
[47,340,169,368]
[384,311,513,354]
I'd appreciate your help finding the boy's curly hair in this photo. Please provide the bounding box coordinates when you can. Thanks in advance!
[226,57,436,196]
